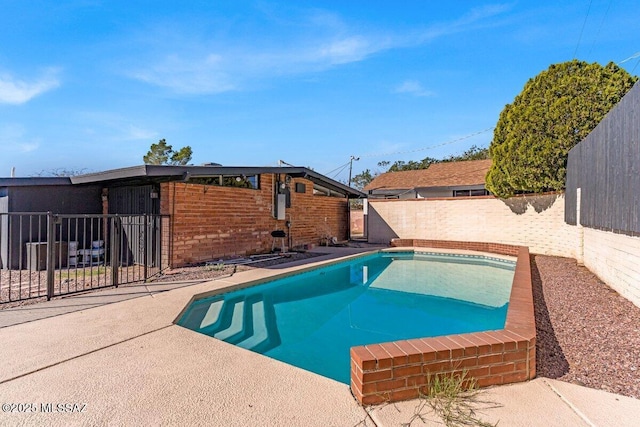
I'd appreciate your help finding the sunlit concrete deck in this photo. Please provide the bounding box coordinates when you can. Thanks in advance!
[1,245,638,426]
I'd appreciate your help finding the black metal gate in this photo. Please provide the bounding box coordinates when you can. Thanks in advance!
[108,185,160,267]
[0,212,169,304]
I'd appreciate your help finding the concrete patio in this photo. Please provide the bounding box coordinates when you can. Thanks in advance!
[1,247,638,426]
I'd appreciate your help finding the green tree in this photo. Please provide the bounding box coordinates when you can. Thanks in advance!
[444,145,489,162]
[384,146,489,172]
[351,169,373,190]
[486,60,637,198]
[143,139,193,165]
[387,157,440,172]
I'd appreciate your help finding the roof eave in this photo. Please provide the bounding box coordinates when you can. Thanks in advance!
[0,177,73,187]
[70,165,365,198]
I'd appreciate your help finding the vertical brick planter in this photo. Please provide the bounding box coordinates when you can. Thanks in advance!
[350,240,535,405]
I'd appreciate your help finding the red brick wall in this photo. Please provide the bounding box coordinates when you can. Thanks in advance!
[287,178,348,248]
[160,174,348,267]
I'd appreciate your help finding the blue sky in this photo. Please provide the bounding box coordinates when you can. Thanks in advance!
[1,1,638,182]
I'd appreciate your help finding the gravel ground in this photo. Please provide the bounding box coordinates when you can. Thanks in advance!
[532,254,640,399]
[148,251,327,283]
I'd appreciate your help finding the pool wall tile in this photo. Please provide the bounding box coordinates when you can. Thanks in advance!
[351,240,536,406]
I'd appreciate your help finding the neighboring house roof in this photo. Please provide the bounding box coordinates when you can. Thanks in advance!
[68,165,365,198]
[364,159,492,192]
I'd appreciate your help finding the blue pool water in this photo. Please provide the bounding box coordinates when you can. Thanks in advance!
[177,251,515,383]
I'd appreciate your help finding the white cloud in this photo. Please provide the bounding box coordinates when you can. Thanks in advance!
[0,124,40,152]
[125,5,511,95]
[127,34,389,95]
[393,80,434,97]
[124,125,158,141]
[132,53,235,95]
[317,36,374,64]
[17,142,39,152]
[76,111,160,142]
[0,68,61,104]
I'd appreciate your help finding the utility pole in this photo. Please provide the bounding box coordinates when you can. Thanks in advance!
[348,155,360,187]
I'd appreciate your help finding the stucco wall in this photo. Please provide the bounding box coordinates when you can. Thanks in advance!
[583,228,640,307]
[368,193,577,258]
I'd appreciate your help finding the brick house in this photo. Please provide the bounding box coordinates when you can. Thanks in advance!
[364,159,492,199]
[71,165,364,267]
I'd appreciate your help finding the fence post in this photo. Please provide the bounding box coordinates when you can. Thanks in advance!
[144,214,148,280]
[111,216,120,288]
[576,188,584,265]
[46,212,56,300]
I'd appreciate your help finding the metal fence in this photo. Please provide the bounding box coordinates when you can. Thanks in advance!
[1,212,170,304]
[565,82,640,234]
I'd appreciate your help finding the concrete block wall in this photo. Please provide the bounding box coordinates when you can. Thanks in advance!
[583,228,640,308]
[368,193,577,257]
[160,174,348,267]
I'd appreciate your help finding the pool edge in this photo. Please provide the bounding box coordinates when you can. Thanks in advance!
[350,240,535,405]
[171,250,381,325]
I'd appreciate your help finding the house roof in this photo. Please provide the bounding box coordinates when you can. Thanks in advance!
[69,165,365,198]
[0,177,72,187]
[364,159,492,191]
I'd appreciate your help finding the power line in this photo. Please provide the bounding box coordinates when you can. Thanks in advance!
[358,127,494,160]
[322,127,494,180]
[331,163,350,180]
[587,0,612,58]
[324,160,351,176]
[618,52,640,65]
[573,0,593,59]
[631,58,640,75]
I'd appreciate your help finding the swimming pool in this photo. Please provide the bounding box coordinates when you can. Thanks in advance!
[176,250,516,384]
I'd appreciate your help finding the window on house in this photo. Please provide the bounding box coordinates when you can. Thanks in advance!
[453,189,490,197]
[189,174,260,189]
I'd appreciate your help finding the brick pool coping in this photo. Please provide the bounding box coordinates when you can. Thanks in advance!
[350,239,535,405]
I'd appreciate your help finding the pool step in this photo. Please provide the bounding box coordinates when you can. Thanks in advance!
[199,299,224,328]
[214,299,245,341]
[236,295,281,352]
[236,299,267,349]
[194,296,240,336]
[182,293,281,353]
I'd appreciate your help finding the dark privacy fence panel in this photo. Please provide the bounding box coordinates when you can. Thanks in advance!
[565,82,640,234]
